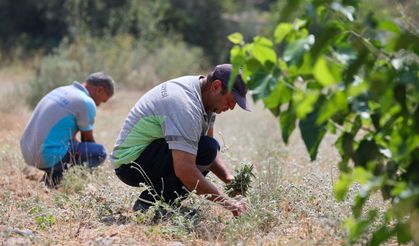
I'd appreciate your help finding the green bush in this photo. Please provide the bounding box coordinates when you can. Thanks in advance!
[145,39,209,83]
[25,34,209,108]
[26,54,81,107]
[228,0,419,244]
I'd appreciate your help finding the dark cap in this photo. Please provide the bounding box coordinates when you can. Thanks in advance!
[213,64,250,111]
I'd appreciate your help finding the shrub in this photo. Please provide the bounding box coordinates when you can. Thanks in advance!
[143,39,209,84]
[25,34,209,108]
[26,55,81,107]
[61,165,92,194]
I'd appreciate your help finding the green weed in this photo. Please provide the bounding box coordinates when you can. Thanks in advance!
[61,165,92,194]
[35,214,56,230]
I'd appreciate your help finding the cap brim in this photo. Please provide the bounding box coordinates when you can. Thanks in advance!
[232,91,251,112]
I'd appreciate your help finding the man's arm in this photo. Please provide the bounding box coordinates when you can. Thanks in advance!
[209,152,234,184]
[206,127,233,184]
[80,130,95,142]
[207,128,214,138]
[172,149,247,216]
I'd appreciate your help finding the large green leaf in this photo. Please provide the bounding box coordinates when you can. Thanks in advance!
[279,103,297,144]
[249,68,280,101]
[395,32,419,53]
[370,226,394,246]
[342,132,355,157]
[353,139,380,167]
[352,194,368,218]
[283,35,315,64]
[335,132,355,165]
[294,90,320,119]
[378,20,400,34]
[353,167,373,184]
[229,45,245,91]
[310,23,343,60]
[317,90,347,124]
[313,56,337,86]
[263,79,293,109]
[344,210,377,242]
[343,46,369,84]
[252,37,277,65]
[298,108,327,160]
[347,80,368,97]
[228,32,244,45]
[274,23,293,44]
[334,173,353,201]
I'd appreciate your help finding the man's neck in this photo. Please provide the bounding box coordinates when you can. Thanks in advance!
[200,77,210,112]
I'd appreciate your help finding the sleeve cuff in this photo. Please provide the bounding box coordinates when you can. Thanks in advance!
[167,142,197,155]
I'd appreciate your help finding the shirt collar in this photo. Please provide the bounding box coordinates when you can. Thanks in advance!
[72,81,90,96]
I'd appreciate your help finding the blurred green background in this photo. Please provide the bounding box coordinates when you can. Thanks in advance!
[0,0,417,107]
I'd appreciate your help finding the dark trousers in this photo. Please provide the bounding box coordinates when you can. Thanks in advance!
[115,136,220,204]
[42,141,107,185]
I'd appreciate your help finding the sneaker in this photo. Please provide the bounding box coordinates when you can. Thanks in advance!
[40,173,62,188]
[133,199,152,212]
[179,206,197,217]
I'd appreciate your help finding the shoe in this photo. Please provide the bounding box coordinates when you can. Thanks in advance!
[41,173,62,188]
[133,199,152,212]
[179,206,197,217]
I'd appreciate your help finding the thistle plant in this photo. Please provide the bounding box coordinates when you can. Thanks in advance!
[225,164,256,197]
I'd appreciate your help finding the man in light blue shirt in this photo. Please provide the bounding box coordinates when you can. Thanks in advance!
[20,72,115,187]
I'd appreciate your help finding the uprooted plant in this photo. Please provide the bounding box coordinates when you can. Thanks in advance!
[225,164,256,197]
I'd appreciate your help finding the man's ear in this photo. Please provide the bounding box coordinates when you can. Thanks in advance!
[96,86,105,95]
[212,80,223,93]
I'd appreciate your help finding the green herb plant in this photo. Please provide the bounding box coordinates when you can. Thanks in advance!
[225,164,256,197]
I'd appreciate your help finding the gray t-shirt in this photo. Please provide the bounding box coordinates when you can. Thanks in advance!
[110,75,215,168]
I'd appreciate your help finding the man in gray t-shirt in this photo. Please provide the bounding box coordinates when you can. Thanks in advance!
[111,64,250,217]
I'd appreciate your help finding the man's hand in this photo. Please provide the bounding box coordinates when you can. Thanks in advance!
[225,175,234,183]
[223,198,249,217]
[172,149,250,217]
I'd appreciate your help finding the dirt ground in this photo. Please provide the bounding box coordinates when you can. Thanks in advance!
[0,73,396,245]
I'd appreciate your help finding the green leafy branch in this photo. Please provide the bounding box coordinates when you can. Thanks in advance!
[225,164,256,197]
[228,0,419,244]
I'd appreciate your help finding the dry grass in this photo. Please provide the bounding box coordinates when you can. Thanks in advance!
[0,74,396,245]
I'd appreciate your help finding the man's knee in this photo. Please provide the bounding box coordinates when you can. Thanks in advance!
[86,144,107,167]
[196,136,220,166]
[96,145,107,164]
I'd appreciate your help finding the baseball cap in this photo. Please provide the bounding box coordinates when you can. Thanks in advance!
[213,64,250,111]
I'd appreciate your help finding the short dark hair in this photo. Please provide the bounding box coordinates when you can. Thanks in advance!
[206,72,228,94]
[86,72,115,96]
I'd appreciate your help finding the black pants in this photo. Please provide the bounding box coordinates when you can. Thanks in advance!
[115,136,220,204]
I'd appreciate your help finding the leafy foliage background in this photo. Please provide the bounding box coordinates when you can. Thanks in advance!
[228,0,418,244]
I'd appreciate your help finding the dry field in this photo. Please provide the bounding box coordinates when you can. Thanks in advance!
[0,71,395,245]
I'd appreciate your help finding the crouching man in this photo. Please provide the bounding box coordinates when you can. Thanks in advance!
[110,64,249,217]
[20,72,115,187]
